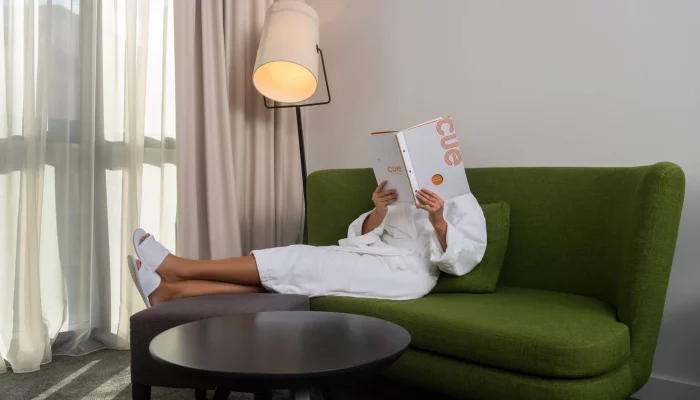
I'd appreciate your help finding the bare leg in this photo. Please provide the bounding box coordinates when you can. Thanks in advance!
[150,279,264,306]
[138,233,262,285]
[135,260,264,306]
[160,254,262,286]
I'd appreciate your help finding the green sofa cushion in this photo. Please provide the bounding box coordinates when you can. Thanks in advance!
[385,349,634,400]
[312,287,631,378]
[432,201,510,293]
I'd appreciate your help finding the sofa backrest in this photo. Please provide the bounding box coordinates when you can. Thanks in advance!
[307,163,683,304]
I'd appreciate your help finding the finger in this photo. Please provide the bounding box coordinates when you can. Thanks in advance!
[420,191,443,208]
[415,191,435,206]
[414,192,427,206]
[420,189,442,202]
[379,194,398,202]
[375,180,388,194]
[378,189,397,197]
[415,203,431,211]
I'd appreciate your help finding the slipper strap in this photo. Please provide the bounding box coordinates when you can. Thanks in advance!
[138,266,161,299]
[137,235,170,272]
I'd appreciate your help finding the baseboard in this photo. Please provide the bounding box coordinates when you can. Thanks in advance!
[633,376,700,400]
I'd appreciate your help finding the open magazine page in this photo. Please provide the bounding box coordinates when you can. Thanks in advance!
[401,117,470,200]
[366,132,414,203]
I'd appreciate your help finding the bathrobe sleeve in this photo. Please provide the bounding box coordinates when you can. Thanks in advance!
[339,208,388,247]
[429,194,487,276]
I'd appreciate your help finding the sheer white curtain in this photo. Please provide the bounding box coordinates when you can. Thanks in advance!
[0,0,176,374]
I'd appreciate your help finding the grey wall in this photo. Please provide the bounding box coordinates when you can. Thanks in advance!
[306,0,700,396]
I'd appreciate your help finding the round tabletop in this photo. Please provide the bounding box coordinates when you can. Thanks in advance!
[149,311,411,390]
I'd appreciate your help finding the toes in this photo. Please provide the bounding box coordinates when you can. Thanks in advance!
[140,233,150,244]
[136,259,142,271]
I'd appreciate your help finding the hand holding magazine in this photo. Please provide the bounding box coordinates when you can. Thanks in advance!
[367,117,470,204]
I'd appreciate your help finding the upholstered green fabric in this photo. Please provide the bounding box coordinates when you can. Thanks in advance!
[312,287,630,378]
[385,349,634,400]
[307,162,685,398]
[308,168,378,246]
[457,163,685,387]
[432,201,510,293]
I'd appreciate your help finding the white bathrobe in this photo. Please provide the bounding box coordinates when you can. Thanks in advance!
[252,193,487,300]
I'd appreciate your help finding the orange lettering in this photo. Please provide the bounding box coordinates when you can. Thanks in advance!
[436,117,454,136]
[445,149,462,166]
[435,117,461,166]
[440,134,459,149]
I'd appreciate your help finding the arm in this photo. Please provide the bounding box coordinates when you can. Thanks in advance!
[362,180,397,234]
[416,189,487,276]
[416,189,448,250]
[339,181,397,247]
[362,209,387,235]
[432,219,448,251]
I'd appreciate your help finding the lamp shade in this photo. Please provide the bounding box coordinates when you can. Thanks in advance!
[253,0,320,103]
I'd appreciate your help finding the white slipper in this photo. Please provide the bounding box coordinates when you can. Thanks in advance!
[132,228,170,273]
[127,255,161,308]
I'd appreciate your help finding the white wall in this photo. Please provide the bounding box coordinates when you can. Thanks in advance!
[306,0,700,396]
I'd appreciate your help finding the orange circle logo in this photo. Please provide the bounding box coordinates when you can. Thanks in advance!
[432,174,444,185]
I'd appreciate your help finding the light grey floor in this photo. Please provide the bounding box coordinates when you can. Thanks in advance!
[0,350,292,400]
[0,349,448,400]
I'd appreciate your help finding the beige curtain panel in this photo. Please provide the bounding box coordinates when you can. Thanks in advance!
[173,0,304,260]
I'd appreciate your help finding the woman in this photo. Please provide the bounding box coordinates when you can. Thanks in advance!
[128,182,486,308]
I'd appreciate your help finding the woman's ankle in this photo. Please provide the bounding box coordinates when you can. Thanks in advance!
[159,254,186,281]
[149,280,172,306]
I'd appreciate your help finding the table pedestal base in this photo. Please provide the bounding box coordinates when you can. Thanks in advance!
[212,387,314,400]
[212,388,229,400]
[293,388,311,400]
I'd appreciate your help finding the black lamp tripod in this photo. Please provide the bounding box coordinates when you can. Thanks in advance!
[263,45,331,244]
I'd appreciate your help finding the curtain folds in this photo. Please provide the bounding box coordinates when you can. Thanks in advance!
[174,0,304,260]
[0,0,177,373]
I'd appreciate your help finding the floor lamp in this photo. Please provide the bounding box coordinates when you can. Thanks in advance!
[253,0,330,244]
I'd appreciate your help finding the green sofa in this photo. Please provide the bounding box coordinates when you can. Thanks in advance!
[306,162,685,400]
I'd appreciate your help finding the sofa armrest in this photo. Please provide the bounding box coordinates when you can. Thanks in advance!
[615,162,685,388]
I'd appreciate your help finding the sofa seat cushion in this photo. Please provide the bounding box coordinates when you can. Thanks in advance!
[312,287,630,378]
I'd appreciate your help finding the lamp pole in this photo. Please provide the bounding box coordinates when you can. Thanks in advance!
[263,45,331,244]
[296,106,308,243]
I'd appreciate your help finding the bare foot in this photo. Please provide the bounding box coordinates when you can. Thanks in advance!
[136,259,172,306]
[138,233,184,282]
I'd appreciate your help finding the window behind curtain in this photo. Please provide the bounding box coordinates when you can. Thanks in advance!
[0,0,176,371]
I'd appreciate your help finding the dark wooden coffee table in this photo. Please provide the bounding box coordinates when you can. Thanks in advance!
[149,311,411,400]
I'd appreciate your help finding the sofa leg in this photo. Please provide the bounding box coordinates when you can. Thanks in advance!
[195,389,207,400]
[132,383,151,400]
